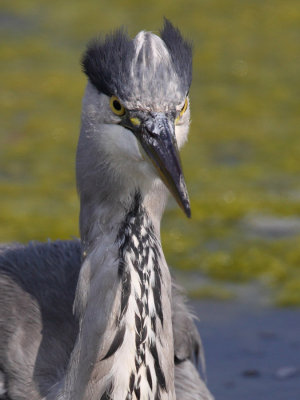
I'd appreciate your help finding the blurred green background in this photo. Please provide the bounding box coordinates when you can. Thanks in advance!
[1,0,299,305]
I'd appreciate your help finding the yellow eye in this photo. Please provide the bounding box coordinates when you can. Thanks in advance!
[175,97,188,124]
[110,96,125,116]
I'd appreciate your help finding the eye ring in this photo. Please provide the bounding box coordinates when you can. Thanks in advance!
[110,95,125,116]
[180,97,188,117]
[175,97,188,124]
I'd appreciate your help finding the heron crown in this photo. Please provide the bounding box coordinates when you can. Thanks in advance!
[82,19,192,112]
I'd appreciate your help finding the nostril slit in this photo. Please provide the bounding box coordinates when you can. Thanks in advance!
[144,124,159,138]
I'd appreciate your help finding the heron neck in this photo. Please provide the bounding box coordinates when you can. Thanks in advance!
[79,179,168,257]
[61,190,175,400]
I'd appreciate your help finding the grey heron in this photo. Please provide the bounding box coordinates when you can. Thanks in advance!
[0,20,214,400]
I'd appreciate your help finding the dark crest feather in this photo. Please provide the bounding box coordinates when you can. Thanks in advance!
[81,27,135,97]
[81,20,193,99]
[160,18,193,94]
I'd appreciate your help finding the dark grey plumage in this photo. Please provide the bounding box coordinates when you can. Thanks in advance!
[82,28,135,98]
[0,241,80,398]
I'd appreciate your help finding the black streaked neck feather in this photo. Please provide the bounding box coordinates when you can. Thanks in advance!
[101,191,167,399]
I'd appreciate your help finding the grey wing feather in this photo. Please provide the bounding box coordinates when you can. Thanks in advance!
[175,360,214,400]
[0,240,81,399]
[172,282,203,366]
[172,282,214,400]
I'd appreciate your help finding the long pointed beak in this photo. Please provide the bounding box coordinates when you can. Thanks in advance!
[130,113,191,218]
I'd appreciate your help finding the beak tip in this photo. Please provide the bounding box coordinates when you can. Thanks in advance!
[179,194,191,218]
[184,204,191,218]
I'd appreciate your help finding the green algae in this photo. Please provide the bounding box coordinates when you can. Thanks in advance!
[188,285,234,301]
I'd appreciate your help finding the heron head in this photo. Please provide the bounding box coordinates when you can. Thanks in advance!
[79,20,192,217]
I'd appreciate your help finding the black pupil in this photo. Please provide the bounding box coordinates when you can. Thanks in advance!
[113,100,122,111]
